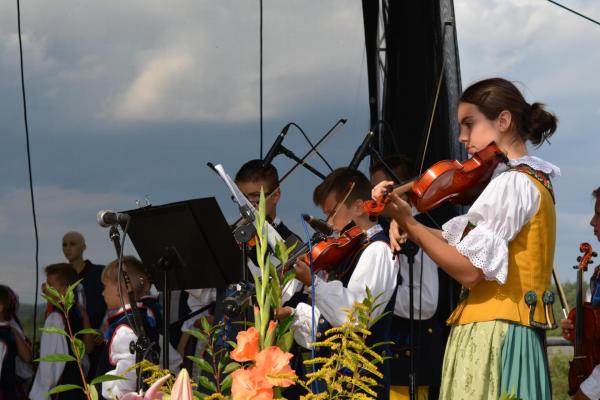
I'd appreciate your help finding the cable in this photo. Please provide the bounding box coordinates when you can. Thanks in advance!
[300,216,318,392]
[16,0,41,349]
[545,0,600,27]
[259,0,264,158]
[288,122,333,172]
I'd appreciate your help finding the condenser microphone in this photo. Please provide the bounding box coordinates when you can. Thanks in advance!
[348,130,375,170]
[97,210,130,228]
[263,123,292,166]
[302,214,334,236]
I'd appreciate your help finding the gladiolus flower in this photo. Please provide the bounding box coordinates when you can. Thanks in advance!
[230,326,259,362]
[231,367,273,400]
[254,346,296,387]
[171,368,193,400]
[267,320,277,337]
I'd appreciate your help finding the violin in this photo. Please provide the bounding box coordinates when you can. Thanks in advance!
[364,142,508,214]
[568,243,600,395]
[300,226,366,272]
[279,226,367,274]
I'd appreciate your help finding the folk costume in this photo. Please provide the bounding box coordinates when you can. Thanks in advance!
[438,156,559,400]
[95,306,159,399]
[291,224,399,399]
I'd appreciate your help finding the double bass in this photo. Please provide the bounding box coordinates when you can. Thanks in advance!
[568,242,600,395]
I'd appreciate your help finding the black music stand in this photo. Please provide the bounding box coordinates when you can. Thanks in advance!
[121,197,242,369]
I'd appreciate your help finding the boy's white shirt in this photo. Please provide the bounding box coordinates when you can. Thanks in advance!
[291,224,399,349]
[29,312,69,400]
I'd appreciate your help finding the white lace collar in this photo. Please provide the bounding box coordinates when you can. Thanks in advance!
[493,155,561,178]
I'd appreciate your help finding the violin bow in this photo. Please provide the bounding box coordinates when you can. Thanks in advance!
[552,266,570,319]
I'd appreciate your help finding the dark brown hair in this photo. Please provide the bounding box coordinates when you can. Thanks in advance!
[45,263,79,287]
[313,168,372,207]
[0,285,20,324]
[369,154,413,182]
[235,159,279,191]
[460,78,558,146]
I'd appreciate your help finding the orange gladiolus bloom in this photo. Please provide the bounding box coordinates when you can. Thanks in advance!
[231,367,273,400]
[230,326,260,362]
[254,346,296,388]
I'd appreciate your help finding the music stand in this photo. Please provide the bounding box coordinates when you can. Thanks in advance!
[121,197,242,369]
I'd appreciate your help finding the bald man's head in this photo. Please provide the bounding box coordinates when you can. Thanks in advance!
[62,231,86,263]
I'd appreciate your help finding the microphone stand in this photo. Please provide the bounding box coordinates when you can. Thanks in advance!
[279,145,326,179]
[400,240,420,400]
[109,226,155,389]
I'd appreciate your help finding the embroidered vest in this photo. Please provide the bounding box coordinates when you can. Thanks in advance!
[448,170,556,327]
[312,230,396,399]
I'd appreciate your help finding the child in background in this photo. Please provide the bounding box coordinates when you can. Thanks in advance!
[0,284,33,400]
[30,264,93,400]
[95,258,160,399]
[118,255,182,373]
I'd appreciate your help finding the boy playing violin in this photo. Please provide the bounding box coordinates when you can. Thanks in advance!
[277,167,398,399]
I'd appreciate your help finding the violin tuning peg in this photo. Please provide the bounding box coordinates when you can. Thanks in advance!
[593,252,598,257]
[577,256,582,262]
[573,265,579,269]
[589,260,594,264]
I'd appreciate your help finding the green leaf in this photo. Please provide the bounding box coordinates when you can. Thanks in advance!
[42,293,63,312]
[89,383,98,400]
[90,374,126,385]
[75,328,100,336]
[276,314,295,337]
[282,270,296,288]
[276,331,294,352]
[73,338,85,359]
[186,356,214,375]
[183,328,209,345]
[221,373,233,391]
[198,375,217,392]
[64,288,75,312]
[194,391,208,399]
[35,354,77,363]
[46,384,83,396]
[40,327,69,337]
[274,239,289,264]
[226,340,237,349]
[200,317,212,333]
[222,361,241,375]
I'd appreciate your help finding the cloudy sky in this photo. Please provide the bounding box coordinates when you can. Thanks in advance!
[0,0,598,304]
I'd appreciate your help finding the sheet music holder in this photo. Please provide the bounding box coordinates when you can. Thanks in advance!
[120,197,242,369]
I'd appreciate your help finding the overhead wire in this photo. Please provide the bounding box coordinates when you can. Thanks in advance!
[545,0,600,27]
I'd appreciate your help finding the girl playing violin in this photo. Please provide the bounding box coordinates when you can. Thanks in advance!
[373,77,559,399]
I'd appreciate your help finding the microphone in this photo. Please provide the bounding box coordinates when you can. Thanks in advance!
[348,130,375,170]
[302,214,333,236]
[97,210,131,228]
[263,123,292,166]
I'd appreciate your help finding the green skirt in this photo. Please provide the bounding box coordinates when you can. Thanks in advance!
[439,320,551,400]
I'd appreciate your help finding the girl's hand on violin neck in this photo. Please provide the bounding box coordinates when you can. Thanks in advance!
[371,180,394,201]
